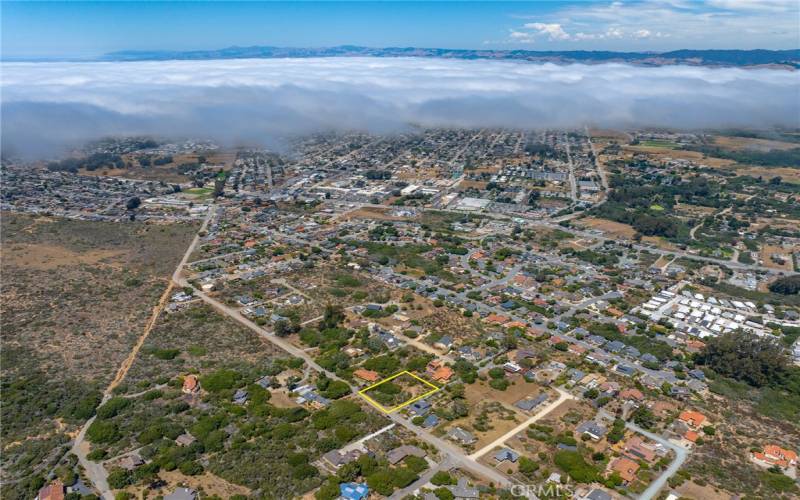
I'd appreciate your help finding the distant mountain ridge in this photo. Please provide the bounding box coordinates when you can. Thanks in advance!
[101,45,800,67]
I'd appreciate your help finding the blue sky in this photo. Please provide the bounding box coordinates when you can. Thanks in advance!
[2,1,798,58]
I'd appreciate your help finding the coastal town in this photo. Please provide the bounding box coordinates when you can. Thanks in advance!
[2,127,799,500]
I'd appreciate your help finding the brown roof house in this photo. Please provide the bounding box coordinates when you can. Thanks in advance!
[182,374,200,395]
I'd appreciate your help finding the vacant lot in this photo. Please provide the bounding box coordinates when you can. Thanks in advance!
[759,244,795,272]
[577,217,637,239]
[464,377,545,414]
[440,400,521,452]
[577,217,676,250]
[713,135,798,152]
[0,212,197,498]
[623,145,735,168]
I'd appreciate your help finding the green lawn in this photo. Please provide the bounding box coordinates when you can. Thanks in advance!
[184,187,213,197]
[640,140,679,149]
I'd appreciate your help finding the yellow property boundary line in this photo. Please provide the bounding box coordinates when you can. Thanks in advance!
[358,370,441,414]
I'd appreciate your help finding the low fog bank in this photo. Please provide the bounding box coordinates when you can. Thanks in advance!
[2,57,798,157]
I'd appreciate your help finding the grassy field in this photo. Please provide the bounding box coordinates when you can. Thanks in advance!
[184,187,214,197]
[639,139,679,149]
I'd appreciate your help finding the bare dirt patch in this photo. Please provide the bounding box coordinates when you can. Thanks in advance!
[623,145,735,168]
[442,402,521,452]
[157,469,251,498]
[342,207,410,222]
[1,243,125,270]
[464,378,545,413]
[713,135,798,152]
[269,389,301,409]
[730,166,800,183]
[675,481,732,500]
[577,217,637,238]
[759,244,795,271]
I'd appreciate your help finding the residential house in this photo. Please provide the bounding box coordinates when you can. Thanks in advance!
[751,445,798,470]
[434,335,454,351]
[458,346,481,362]
[37,480,65,500]
[610,457,640,484]
[409,400,432,416]
[494,448,520,463]
[566,368,586,384]
[623,436,658,463]
[688,369,705,380]
[175,433,196,447]
[678,410,707,428]
[606,341,626,353]
[614,365,636,377]
[119,454,144,470]
[387,445,426,465]
[426,360,454,383]
[182,375,200,395]
[515,394,548,412]
[670,386,691,399]
[378,331,402,350]
[339,483,369,500]
[233,389,248,405]
[344,345,367,358]
[579,373,605,390]
[569,344,588,355]
[484,313,510,325]
[354,369,380,383]
[322,449,364,469]
[164,488,198,500]
[447,427,477,445]
[577,421,608,441]
[294,384,331,408]
[640,353,659,365]
[619,388,644,403]
[422,414,439,428]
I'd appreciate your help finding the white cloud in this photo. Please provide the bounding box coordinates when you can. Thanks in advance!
[523,23,572,41]
[504,0,799,48]
[707,0,798,12]
[1,57,798,156]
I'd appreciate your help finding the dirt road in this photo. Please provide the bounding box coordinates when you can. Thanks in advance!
[468,387,574,460]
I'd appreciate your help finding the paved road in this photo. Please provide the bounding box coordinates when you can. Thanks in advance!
[469,388,574,460]
[323,199,794,276]
[384,412,512,488]
[184,284,341,379]
[477,263,524,291]
[178,278,513,488]
[535,220,791,275]
[585,128,609,192]
[563,134,578,203]
[72,417,111,499]
[382,267,679,385]
[390,456,455,499]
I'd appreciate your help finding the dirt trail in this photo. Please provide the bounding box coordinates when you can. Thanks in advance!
[72,210,213,499]
[105,282,174,396]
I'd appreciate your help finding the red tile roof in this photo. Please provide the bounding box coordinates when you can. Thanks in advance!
[354,369,380,382]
